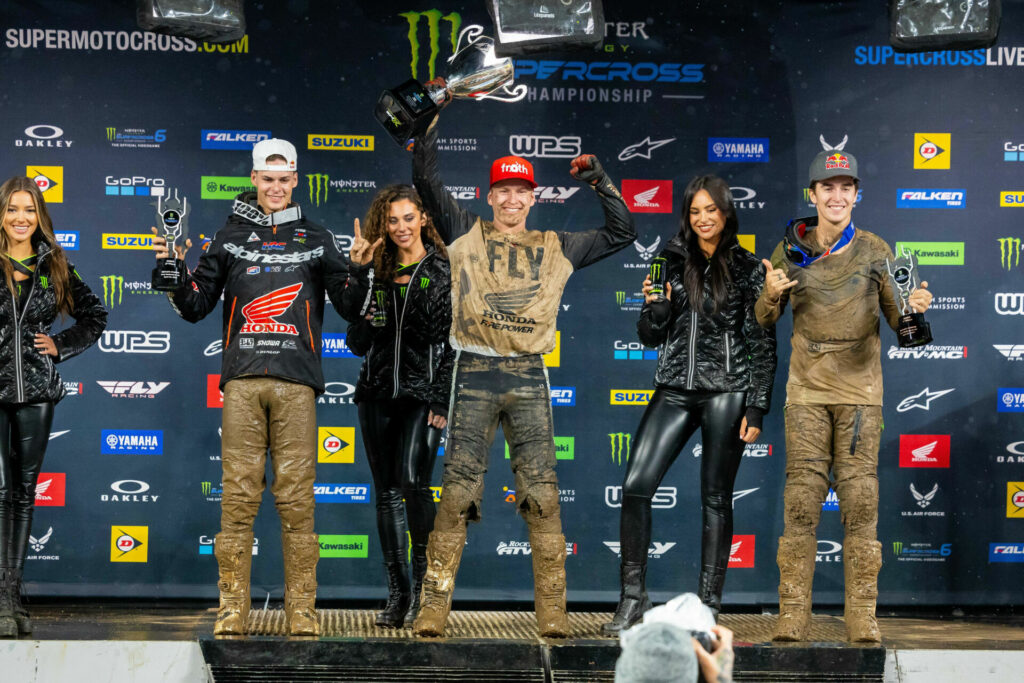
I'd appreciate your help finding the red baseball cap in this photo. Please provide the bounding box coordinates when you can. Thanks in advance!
[490,156,537,188]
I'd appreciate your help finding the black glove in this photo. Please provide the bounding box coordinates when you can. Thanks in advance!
[743,407,764,432]
[647,300,671,325]
[569,154,605,185]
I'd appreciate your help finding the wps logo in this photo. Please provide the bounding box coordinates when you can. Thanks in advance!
[111,526,148,562]
[400,10,462,81]
[27,165,63,203]
[899,434,951,468]
[307,174,331,206]
[728,535,755,568]
[610,390,654,406]
[100,275,123,308]
[307,135,374,151]
[34,473,66,507]
[999,237,1023,270]
[318,427,355,463]
[508,135,581,158]
[605,485,677,509]
[995,293,1024,315]
[240,283,302,335]
[914,133,950,169]
[99,330,170,354]
[622,179,673,213]
[1006,482,1024,517]
[609,432,632,465]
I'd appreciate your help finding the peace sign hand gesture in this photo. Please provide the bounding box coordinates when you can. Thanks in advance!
[350,218,383,266]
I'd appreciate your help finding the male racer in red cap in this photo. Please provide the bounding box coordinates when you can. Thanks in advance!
[397,113,635,636]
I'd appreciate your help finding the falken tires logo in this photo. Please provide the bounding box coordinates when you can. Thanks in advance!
[240,283,303,335]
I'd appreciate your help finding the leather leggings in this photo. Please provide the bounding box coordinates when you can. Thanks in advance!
[358,398,441,559]
[0,402,55,569]
[619,388,746,571]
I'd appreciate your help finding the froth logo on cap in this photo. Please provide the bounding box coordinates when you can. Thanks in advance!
[502,161,529,174]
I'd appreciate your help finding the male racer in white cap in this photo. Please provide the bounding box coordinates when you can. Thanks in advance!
[151,138,353,636]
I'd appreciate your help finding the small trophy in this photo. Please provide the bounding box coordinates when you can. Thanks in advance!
[151,189,189,291]
[648,256,667,302]
[374,25,526,146]
[886,246,933,348]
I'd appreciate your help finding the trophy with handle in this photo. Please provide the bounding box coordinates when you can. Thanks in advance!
[151,189,189,291]
[886,245,933,348]
[374,25,526,146]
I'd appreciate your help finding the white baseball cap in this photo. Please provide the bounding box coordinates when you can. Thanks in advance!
[252,138,297,171]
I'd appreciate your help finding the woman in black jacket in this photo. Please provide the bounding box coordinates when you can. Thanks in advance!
[0,176,107,636]
[344,184,454,628]
[603,175,776,634]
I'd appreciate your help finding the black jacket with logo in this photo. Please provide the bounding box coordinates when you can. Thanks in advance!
[168,192,352,394]
[0,238,107,403]
[342,245,455,414]
[637,236,776,416]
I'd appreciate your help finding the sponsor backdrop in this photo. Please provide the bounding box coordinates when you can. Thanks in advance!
[3,0,1022,606]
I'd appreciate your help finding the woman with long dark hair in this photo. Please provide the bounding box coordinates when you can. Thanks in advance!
[343,184,453,628]
[603,175,776,633]
[0,176,106,636]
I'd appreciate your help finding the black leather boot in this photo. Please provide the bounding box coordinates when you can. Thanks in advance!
[376,554,411,628]
[602,494,653,636]
[601,562,652,635]
[697,565,727,621]
[404,544,428,627]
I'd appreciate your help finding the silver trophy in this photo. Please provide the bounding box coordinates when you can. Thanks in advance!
[150,189,189,291]
[885,246,933,348]
[375,25,526,146]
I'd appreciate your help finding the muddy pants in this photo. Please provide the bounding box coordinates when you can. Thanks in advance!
[782,404,882,541]
[433,352,562,535]
[220,377,317,535]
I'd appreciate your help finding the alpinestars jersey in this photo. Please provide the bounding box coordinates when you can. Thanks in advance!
[168,192,352,394]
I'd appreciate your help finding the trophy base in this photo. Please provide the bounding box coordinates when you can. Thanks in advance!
[375,80,440,147]
[896,313,933,348]
[151,259,186,292]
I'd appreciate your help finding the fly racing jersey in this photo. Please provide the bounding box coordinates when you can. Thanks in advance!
[167,192,351,393]
[413,123,636,356]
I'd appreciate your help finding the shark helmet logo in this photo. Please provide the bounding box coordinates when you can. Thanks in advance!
[239,283,303,335]
[400,10,462,81]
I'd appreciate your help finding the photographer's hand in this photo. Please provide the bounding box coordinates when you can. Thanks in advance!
[693,625,735,683]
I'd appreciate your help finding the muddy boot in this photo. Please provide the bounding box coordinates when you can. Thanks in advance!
[213,532,253,636]
[283,532,320,636]
[530,532,570,638]
[0,569,16,638]
[772,535,817,642]
[376,552,411,629]
[9,568,29,634]
[412,529,466,636]
[404,544,428,627]
[601,562,652,636]
[697,565,727,622]
[844,537,882,643]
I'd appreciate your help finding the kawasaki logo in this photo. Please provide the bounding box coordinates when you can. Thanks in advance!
[101,274,123,308]
[400,9,462,81]
[609,432,632,465]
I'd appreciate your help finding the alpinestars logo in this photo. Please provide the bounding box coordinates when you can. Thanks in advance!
[240,283,303,335]
[223,242,324,264]
[618,137,675,161]
[897,387,954,412]
[888,345,966,359]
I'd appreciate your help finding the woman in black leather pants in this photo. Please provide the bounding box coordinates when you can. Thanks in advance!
[0,176,106,636]
[343,185,454,628]
[603,175,776,634]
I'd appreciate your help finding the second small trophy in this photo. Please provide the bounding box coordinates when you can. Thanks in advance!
[151,189,189,291]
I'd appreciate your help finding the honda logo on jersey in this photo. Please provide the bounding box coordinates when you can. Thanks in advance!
[240,283,303,335]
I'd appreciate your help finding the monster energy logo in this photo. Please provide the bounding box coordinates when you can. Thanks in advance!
[106,127,117,142]
[892,541,904,556]
[101,275,124,308]
[399,285,408,297]
[201,481,212,495]
[307,174,329,207]
[39,275,49,289]
[609,433,632,465]
[420,277,430,288]
[616,291,626,305]
[375,289,386,307]
[400,9,462,81]
[999,237,1022,270]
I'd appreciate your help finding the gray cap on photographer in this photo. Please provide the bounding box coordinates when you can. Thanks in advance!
[614,621,698,683]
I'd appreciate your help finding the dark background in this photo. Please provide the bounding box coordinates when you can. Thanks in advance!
[2,0,1020,607]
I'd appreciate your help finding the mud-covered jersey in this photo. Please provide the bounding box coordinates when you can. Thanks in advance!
[413,124,635,356]
[168,192,351,394]
[755,229,901,406]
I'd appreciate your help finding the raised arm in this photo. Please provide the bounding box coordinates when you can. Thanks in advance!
[412,117,478,244]
[559,155,637,270]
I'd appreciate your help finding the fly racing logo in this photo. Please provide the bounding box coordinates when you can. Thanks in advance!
[998,237,1022,270]
[400,9,462,81]
[603,541,676,558]
[897,387,954,412]
[96,381,170,398]
[240,283,303,336]
[994,345,1024,360]
[996,293,1024,315]
[633,237,661,261]
[911,483,939,508]
[887,345,966,359]
[533,186,580,203]
[618,136,676,161]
